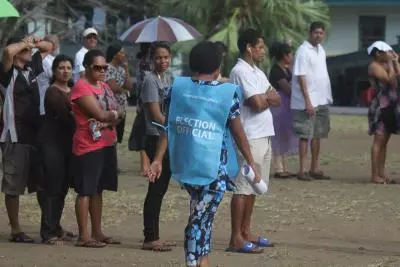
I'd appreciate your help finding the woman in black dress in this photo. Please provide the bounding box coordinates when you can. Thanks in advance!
[36,55,75,245]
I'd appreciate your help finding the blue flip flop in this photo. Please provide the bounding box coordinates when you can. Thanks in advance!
[226,242,263,254]
[253,236,274,247]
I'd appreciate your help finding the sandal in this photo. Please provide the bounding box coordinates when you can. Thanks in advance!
[63,230,77,238]
[98,237,121,245]
[297,173,311,181]
[226,242,264,254]
[43,237,64,246]
[251,236,274,248]
[385,177,397,184]
[9,232,34,243]
[142,241,172,252]
[75,239,106,248]
[309,171,331,180]
[274,172,291,179]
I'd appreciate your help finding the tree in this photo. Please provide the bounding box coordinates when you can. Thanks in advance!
[161,0,330,71]
[0,0,162,46]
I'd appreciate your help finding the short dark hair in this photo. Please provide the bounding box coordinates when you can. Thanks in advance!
[237,29,264,55]
[136,42,151,59]
[6,36,23,46]
[310,21,325,33]
[106,42,122,62]
[50,54,74,86]
[214,41,228,55]
[83,49,105,68]
[189,41,221,75]
[150,42,171,59]
[269,42,291,60]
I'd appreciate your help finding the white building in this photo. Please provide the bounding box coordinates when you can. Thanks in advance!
[324,0,400,56]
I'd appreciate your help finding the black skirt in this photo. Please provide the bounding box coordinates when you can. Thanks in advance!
[72,146,118,196]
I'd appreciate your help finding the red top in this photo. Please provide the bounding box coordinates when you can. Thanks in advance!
[71,79,117,156]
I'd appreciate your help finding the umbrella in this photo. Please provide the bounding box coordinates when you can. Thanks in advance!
[0,0,20,18]
[119,16,201,43]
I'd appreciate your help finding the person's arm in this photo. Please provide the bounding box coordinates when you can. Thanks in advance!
[229,117,261,183]
[234,73,270,112]
[277,79,291,95]
[369,62,395,85]
[71,83,123,122]
[2,38,32,73]
[266,87,281,107]
[141,76,165,124]
[293,49,314,113]
[122,61,133,90]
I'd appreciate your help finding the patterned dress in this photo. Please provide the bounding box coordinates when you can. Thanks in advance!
[164,80,239,266]
[368,76,400,135]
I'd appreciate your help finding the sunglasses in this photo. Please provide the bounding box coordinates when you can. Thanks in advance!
[92,65,108,72]
[86,35,98,40]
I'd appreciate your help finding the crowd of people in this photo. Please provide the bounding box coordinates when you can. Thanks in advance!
[0,19,399,267]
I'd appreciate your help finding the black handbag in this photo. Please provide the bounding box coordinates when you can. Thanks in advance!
[128,108,147,151]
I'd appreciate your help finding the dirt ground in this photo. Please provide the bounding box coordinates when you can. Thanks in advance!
[1,111,400,267]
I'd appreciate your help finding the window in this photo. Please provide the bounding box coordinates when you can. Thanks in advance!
[359,16,386,50]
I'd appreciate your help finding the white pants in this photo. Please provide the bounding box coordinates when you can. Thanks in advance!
[234,137,272,195]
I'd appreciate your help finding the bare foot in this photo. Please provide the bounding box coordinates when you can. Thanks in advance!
[371,176,386,184]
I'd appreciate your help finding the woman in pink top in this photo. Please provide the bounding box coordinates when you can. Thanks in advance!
[71,50,124,248]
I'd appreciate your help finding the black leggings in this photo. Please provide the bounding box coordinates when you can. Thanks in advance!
[143,135,171,242]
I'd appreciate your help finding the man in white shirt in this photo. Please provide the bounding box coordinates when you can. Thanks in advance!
[291,21,332,181]
[73,27,98,82]
[36,35,60,117]
[228,29,281,253]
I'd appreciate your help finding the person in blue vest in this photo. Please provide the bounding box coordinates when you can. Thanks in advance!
[145,41,263,266]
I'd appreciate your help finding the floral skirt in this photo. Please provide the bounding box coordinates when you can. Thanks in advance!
[183,174,233,266]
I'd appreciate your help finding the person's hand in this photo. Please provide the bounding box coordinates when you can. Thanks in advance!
[122,59,129,71]
[305,101,315,117]
[31,35,41,46]
[144,160,162,183]
[140,153,151,176]
[266,87,278,99]
[116,106,126,118]
[249,163,261,184]
[22,36,35,49]
[389,51,399,62]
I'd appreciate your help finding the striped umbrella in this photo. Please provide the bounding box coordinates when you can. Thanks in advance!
[119,16,202,43]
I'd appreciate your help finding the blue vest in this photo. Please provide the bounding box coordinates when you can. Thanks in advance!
[167,77,240,185]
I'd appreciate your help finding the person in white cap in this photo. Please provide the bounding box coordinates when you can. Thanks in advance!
[367,40,400,184]
[73,27,98,82]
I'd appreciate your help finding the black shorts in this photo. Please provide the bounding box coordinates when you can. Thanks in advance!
[72,146,118,196]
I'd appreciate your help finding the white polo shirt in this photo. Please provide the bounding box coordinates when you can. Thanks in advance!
[37,54,54,115]
[291,40,332,110]
[74,46,88,82]
[230,58,275,140]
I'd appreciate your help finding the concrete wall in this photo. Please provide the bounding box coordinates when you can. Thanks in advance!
[324,6,400,56]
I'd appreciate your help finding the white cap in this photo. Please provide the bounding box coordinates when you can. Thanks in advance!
[367,41,393,55]
[83,27,98,37]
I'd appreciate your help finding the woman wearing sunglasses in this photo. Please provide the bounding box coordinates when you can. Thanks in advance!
[71,49,124,248]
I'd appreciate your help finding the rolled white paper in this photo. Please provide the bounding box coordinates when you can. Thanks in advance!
[242,164,268,194]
